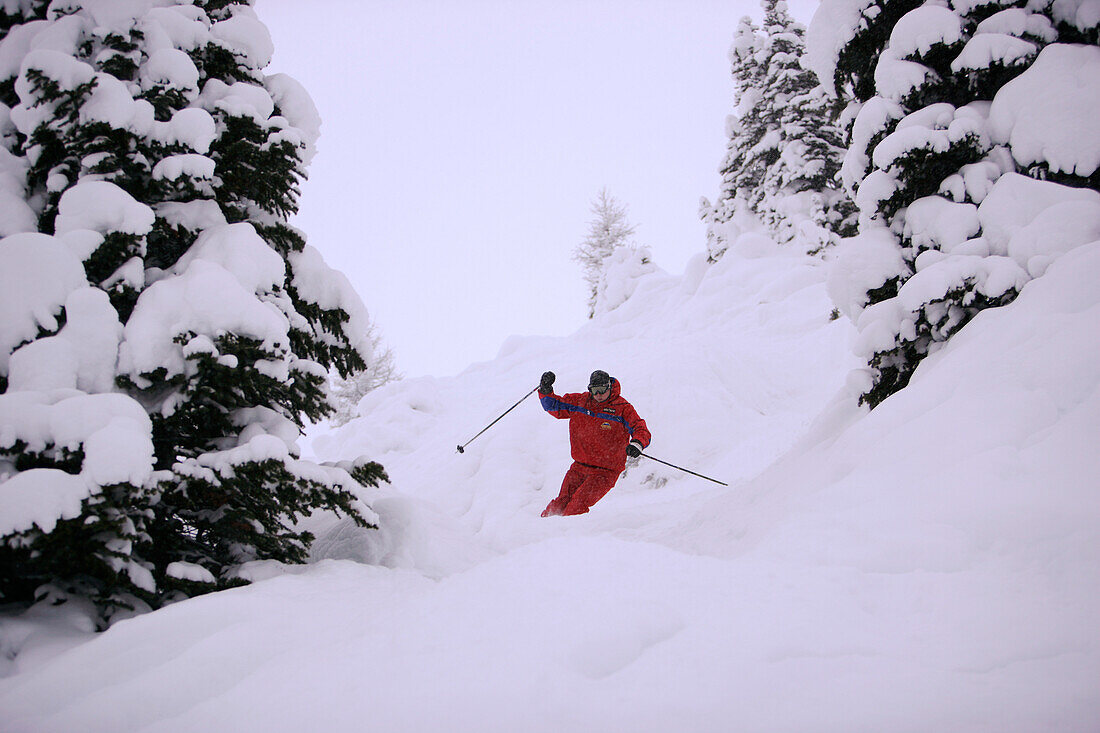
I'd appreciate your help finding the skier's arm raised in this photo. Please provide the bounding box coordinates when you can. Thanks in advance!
[536,371,591,419]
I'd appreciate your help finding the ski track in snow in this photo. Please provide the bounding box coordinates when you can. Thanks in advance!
[1,245,1099,732]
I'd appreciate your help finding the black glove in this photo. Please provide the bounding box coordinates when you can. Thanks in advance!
[626,440,642,458]
[538,371,555,395]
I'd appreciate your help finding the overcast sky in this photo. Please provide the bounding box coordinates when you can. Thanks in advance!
[258,0,819,378]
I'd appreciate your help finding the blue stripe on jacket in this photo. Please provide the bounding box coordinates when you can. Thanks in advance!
[539,394,636,435]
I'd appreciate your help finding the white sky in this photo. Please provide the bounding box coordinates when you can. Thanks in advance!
[258,0,819,378]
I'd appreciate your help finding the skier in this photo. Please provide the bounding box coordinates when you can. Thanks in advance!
[536,369,651,516]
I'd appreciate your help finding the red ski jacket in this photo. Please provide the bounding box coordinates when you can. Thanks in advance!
[539,377,651,474]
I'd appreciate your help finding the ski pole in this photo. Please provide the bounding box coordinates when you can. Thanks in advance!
[457,386,539,453]
[638,452,728,486]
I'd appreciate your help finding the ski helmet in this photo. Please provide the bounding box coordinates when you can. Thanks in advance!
[588,370,612,394]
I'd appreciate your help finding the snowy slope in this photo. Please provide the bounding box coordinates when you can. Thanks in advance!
[305,242,855,564]
[1,237,1098,732]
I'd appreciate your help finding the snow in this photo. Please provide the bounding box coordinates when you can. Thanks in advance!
[140,7,210,54]
[265,73,321,164]
[12,48,93,100]
[25,13,83,57]
[889,6,964,59]
[872,55,934,103]
[54,181,156,237]
[0,233,87,377]
[950,32,1037,72]
[116,221,295,381]
[853,167,900,213]
[165,562,215,585]
[854,252,1030,356]
[1,2,1098,729]
[903,195,981,252]
[119,257,289,380]
[871,104,987,171]
[843,164,1100,378]
[974,9,1057,43]
[155,102,216,154]
[1,228,1097,731]
[154,199,226,233]
[0,469,92,536]
[826,226,909,319]
[0,390,154,535]
[139,48,200,94]
[199,433,291,468]
[0,175,36,236]
[210,11,274,70]
[1006,199,1100,276]
[171,222,284,294]
[199,79,275,123]
[150,153,215,182]
[289,245,374,360]
[232,406,301,453]
[43,287,123,394]
[950,0,1019,16]
[988,43,1100,178]
[4,2,300,167]
[804,0,876,93]
[976,172,1100,255]
[0,391,151,472]
[78,72,153,131]
[938,147,1015,204]
[78,409,152,486]
[1051,0,1100,31]
[76,0,158,33]
[7,336,79,391]
[0,21,49,81]
[7,287,123,394]
[592,246,662,316]
[842,96,904,189]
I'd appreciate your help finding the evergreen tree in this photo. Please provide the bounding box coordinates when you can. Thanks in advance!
[701,16,765,261]
[574,188,637,318]
[0,0,384,624]
[809,0,1100,407]
[754,0,856,241]
[702,1,854,260]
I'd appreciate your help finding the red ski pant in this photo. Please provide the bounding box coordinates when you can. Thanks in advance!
[542,462,619,517]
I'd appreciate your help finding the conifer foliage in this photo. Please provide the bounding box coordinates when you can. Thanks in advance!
[808,0,1100,407]
[0,0,385,623]
[702,0,854,260]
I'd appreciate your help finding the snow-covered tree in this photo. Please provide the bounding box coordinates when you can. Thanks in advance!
[809,0,1100,407]
[575,188,638,318]
[701,16,767,261]
[0,0,384,623]
[702,0,855,260]
[329,325,401,427]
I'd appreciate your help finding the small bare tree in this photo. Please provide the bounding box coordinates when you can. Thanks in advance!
[328,325,401,426]
[574,188,637,318]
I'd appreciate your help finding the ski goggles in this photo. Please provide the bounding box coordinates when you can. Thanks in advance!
[589,383,610,396]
